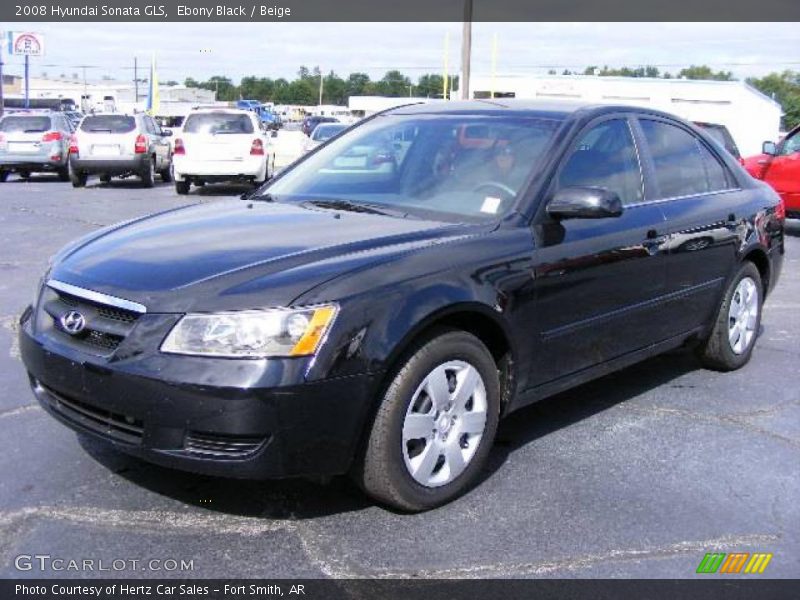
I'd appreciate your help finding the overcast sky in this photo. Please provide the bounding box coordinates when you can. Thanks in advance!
[4,22,799,84]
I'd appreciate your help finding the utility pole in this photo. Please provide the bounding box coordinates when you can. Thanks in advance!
[460,0,472,100]
[134,57,138,102]
[0,33,4,117]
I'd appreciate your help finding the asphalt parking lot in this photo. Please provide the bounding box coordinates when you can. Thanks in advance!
[0,151,798,578]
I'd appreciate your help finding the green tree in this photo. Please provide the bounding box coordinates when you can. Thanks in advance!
[748,70,800,130]
[678,65,734,81]
[346,72,371,97]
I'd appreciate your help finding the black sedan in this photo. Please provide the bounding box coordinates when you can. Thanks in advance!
[20,100,784,511]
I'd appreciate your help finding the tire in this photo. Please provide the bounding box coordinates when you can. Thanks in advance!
[697,262,762,371]
[356,329,500,511]
[175,180,190,195]
[159,164,172,183]
[69,160,87,188]
[19,169,31,179]
[140,157,155,188]
[100,174,112,184]
[0,170,8,183]
[57,168,70,182]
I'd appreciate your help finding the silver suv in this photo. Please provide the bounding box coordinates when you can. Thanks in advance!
[0,111,73,182]
[68,113,172,188]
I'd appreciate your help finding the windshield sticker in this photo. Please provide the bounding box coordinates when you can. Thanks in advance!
[481,196,502,214]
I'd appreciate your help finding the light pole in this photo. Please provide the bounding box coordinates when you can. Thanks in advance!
[460,0,473,100]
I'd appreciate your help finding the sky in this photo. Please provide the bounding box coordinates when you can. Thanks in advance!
[3,22,799,84]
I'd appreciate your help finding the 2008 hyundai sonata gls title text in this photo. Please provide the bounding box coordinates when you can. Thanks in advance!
[20,100,784,511]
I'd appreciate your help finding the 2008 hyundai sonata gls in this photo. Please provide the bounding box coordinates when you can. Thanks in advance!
[20,100,784,511]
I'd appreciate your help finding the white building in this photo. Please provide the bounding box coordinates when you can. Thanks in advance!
[3,75,215,115]
[348,96,440,118]
[469,75,782,156]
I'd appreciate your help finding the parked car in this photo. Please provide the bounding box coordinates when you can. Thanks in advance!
[20,101,784,511]
[68,113,172,188]
[744,125,800,218]
[302,122,348,153]
[171,108,272,195]
[693,121,742,163]
[0,111,73,182]
[301,115,338,136]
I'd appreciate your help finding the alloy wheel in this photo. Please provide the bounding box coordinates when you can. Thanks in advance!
[727,276,759,355]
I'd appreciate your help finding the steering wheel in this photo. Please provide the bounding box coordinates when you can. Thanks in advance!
[472,181,516,198]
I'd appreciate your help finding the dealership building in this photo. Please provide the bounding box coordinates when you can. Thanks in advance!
[469,75,783,156]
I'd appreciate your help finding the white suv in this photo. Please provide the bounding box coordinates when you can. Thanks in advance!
[172,108,273,194]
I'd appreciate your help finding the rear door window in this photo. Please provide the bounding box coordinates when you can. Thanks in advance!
[0,116,51,133]
[80,115,136,133]
[183,113,254,134]
[640,119,733,198]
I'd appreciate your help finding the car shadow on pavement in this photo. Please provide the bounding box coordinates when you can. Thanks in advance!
[79,348,701,519]
[481,348,700,482]
[3,174,64,183]
[88,179,172,190]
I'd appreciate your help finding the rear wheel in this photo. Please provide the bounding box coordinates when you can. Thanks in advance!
[159,163,172,183]
[69,160,87,188]
[697,262,762,371]
[175,180,190,195]
[0,170,8,183]
[140,157,155,188]
[356,329,500,511]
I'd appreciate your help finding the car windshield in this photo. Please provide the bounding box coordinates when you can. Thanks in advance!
[81,115,136,133]
[312,124,347,141]
[183,113,254,134]
[0,116,51,133]
[265,114,561,222]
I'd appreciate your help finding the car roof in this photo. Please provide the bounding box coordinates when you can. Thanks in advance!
[189,107,253,115]
[383,98,679,121]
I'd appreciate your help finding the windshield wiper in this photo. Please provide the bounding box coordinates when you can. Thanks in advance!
[302,198,406,217]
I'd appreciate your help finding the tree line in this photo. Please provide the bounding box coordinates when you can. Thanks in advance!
[179,65,800,129]
[183,67,459,106]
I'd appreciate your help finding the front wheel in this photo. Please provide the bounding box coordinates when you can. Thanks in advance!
[697,262,762,371]
[356,329,500,511]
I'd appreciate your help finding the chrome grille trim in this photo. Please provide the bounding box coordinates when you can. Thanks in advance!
[47,279,147,314]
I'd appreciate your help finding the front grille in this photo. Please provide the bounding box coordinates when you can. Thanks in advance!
[37,382,143,444]
[38,285,142,357]
[185,432,267,459]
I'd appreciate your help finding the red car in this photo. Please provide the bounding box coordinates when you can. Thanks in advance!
[744,125,800,218]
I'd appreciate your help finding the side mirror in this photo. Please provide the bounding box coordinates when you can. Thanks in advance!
[161,130,173,137]
[547,186,623,220]
[762,141,777,156]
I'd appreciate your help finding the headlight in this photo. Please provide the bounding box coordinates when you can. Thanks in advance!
[160,305,338,358]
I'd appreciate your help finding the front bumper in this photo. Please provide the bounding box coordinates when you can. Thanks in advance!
[19,308,378,479]
[70,154,148,175]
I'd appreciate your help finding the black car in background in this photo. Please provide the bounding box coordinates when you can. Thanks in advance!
[694,121,742,162]
[301,114,339,136]
[20,100,784,511]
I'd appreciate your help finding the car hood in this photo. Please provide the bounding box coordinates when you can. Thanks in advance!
[51,199,471,312]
